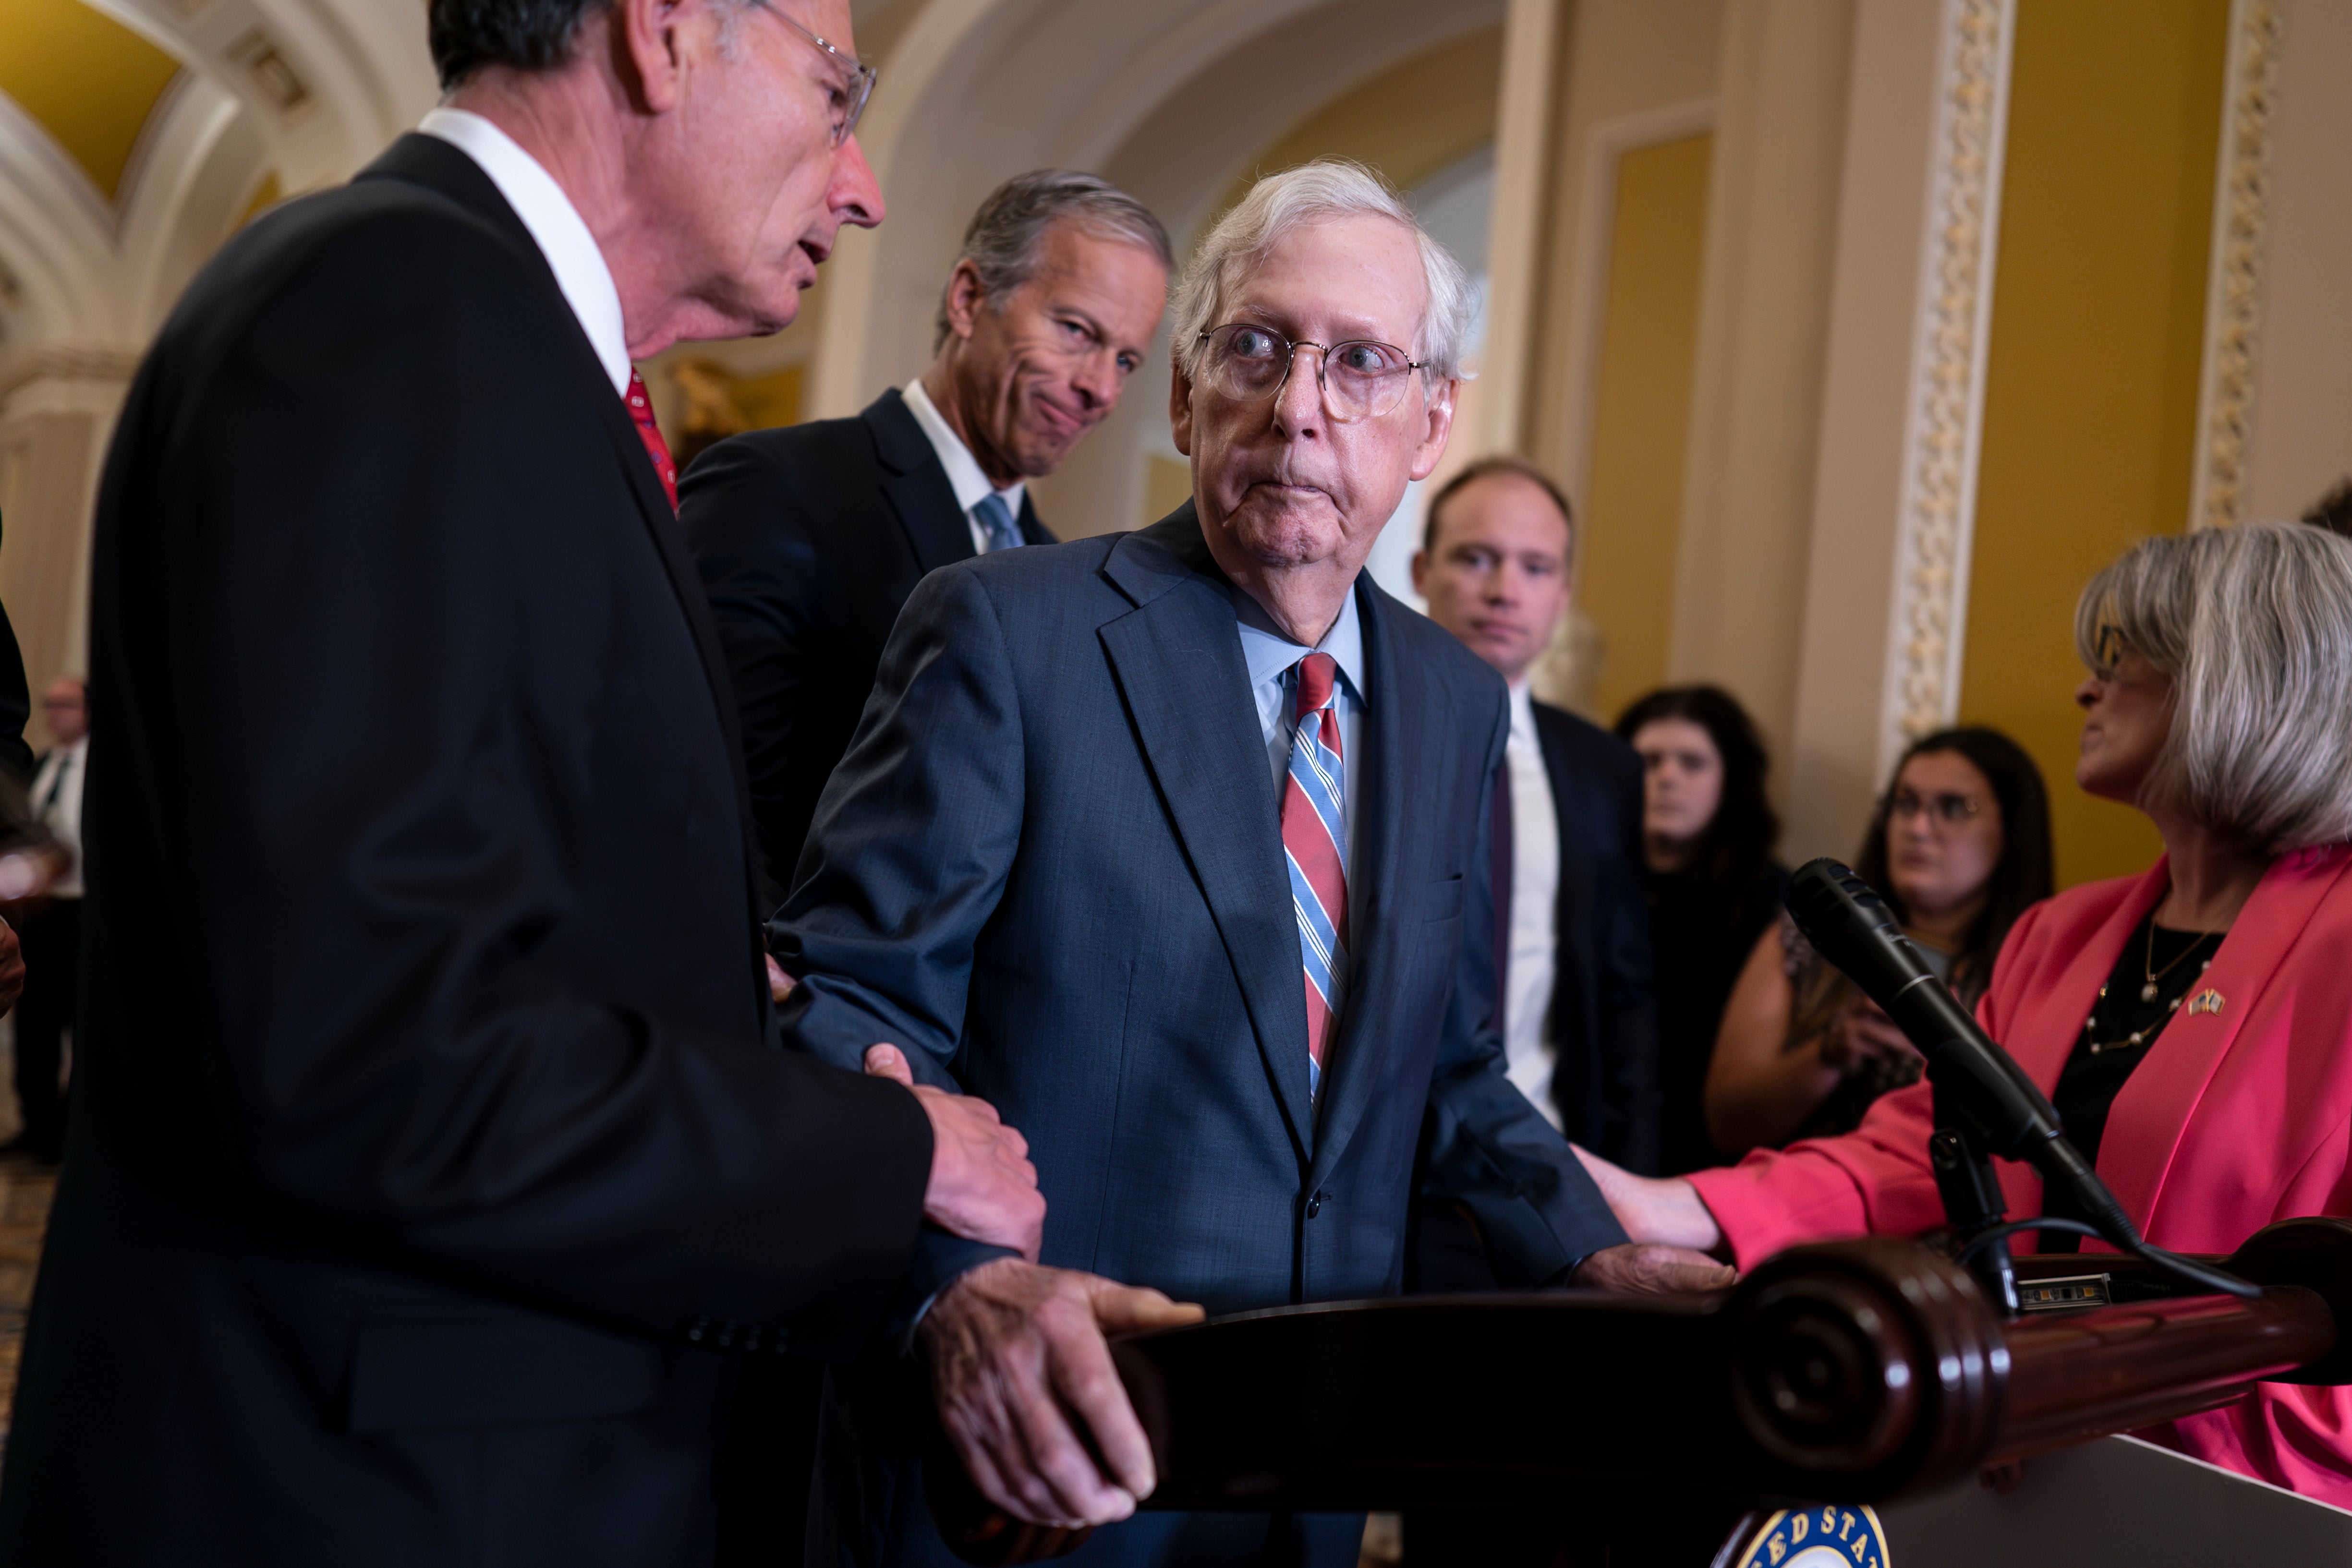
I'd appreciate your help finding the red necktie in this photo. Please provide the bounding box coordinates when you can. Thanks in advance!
[626,369,678,510]
[1282,652,1348,1088]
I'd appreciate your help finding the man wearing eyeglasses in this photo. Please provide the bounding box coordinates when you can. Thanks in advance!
[775,161,1734,1568]
[0,4,1073,1565]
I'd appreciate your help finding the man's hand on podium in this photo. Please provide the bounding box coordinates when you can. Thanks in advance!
[1573,1145,1728,1255]
[1571,1242,1735,1293]
[920,1257,1206,1530]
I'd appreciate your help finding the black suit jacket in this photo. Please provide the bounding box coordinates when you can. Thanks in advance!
[1532,701,1661,1172]
[0,134,932,1568]
[681,391,1053,902]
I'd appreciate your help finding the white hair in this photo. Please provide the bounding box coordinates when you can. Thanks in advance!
[1169,159,1474,384]
[2075,520,2352,850]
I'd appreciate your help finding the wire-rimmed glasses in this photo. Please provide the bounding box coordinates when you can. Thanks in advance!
[1194,323,1427,422]
[1888,789,1983,830]
[752,1,877,147]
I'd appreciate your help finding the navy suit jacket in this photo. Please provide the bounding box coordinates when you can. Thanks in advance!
[683,390,1052,903]
[776,506,1626,1562]
[1533,701,1661,1172]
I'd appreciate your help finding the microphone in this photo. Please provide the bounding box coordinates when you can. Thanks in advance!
[1784,858,2256,1300]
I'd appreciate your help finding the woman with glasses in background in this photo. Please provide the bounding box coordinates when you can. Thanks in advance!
[1578,522,2352,1504]
[1703,729,2052,1156]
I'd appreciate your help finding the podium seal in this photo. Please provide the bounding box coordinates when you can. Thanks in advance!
[1722,1504,1891,1568]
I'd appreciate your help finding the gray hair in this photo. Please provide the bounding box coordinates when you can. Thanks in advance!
[2074,521,2352,849]
[1170,159,1475,384]
[934,170,1173,352]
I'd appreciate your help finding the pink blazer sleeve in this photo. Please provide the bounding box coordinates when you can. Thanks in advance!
[1687,899,2056,1270]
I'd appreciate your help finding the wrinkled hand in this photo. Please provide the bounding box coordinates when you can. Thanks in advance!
[766,954,797,1003]
[866,1045,1045,1261]
[0,917,22,1016]
[1819,1001,1916,1074]
[922,1257,1204,1529]
[1572,1242,1736,1294]
[1572,1144,1725,1253]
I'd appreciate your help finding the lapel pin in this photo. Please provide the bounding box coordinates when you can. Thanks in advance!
[2186,988,2226,1016]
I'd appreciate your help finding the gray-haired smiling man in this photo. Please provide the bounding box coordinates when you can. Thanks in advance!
[775,159,1732,1568]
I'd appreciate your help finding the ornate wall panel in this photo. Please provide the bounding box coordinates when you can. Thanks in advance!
[1877,0,2014,774]
[2189,0,2282,531]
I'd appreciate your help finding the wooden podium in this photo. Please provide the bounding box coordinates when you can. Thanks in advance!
[931,1217,2352,1565]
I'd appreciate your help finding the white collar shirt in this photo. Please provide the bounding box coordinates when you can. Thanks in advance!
[901,379,1028,555]
[1501,679,1562,1126]
[418,108,631,397]
[31,737,86,900]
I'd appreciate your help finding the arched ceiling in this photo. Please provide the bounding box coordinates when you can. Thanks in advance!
[0,0,435,361]
[0,0,182,202]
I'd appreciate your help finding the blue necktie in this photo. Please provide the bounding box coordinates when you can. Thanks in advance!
[972,492,1024,554]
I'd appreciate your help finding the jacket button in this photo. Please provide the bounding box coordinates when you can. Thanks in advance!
[1306,1191,1325,1219]
[686,1317,712,1344]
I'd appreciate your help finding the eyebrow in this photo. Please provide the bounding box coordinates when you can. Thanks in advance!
[1227,302,1400,343]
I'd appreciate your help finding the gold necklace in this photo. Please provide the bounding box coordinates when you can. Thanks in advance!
[2140,921,2217,1003]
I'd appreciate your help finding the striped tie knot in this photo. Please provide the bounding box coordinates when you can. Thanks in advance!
[1294,651,1337,722]
[973,491,1023,553]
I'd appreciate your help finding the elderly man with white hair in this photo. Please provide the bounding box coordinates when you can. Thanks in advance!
[775,160,1730,1567]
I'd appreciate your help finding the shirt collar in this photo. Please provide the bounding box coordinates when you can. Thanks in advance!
[1508,677,1537,737]
[902,379,1026,520]
[1232,579,1368,706]
[419,108,631,397]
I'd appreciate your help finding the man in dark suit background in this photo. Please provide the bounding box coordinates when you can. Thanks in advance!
[774,160,1729,1568]
[0,4,1091,1563]
[683,170,1172,897]
[1412,458,1659,1173]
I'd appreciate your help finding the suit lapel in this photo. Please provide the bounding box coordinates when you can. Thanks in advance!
[1308,579,1421,1183]
[2107,849,2352,1230]
[1099,509,1315,1161]
[865,391,979,578]
[359,135,773,1020]
[1535,713,1598,1036]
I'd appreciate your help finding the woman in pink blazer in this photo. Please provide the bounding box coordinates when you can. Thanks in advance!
[1583,520,2352,1502]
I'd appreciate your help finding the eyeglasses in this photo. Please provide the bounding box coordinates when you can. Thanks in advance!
[2093,623,2126,676]
[750,2,877,147]
[1889,790,1983,828]
[1194,323,1426,423]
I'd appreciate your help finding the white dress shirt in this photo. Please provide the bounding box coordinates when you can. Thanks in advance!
[418,108,631,398]
[901,379,1028,555]
[30,737,86,901]
[1501,680,1562,1127]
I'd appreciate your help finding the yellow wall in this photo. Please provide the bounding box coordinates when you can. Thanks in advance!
[1579,133,1713,726]
[0,0,181,200]
[1959,0,2228,888]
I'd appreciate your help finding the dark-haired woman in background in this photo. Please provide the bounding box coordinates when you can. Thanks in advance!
[1614,687,1788,1174]
[1703,728,2053,1155]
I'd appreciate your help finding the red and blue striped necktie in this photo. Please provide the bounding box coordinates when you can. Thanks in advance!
[1282,652,1348,1094]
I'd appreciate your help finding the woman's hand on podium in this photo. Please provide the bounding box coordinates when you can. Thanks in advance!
[921,1257,1206,1530]
[1573,1145,1726,1254]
